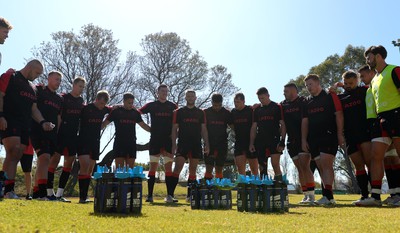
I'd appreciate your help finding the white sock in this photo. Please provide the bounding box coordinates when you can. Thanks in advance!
[56,188,64,198]
[47,189,55,196]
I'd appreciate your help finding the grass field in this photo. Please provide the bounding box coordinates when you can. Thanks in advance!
[1,183,399,233]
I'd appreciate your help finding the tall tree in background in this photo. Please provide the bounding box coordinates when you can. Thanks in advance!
[32,24,139,105]
[136,32,238,108]
[289,45,366,193]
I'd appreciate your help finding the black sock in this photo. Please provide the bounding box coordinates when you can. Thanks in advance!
[47,171,55,189]
[58,171,71,189]
[356,172,369,198]
[171,176,179,197]
[165,176,172,196]
[148,175,155,197]
[38,184,47,198]
[79,178,90,201]
[385,166,395,196]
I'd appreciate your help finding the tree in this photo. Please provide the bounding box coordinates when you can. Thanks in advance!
[136,32,238,108]
[32,24,139,105]
[290,45,366,193]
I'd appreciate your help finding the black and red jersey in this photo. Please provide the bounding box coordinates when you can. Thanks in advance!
[106,107,143,141]
[338,86,369,138]
[79,103,111,142]
[231,106,253,146]
[173,106,205,145]
[253,101,283,141]
[303,90,342,138]
[0,71,37,128]
[281,96,307,143]
[139,100,177,139]
[31,85,63,137]
[204,106,232,146]
[58,93,84,137]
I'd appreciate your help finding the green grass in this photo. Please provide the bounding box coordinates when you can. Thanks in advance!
[1,183,399,233]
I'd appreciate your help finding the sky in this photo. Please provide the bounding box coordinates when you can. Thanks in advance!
[1,0,400,166]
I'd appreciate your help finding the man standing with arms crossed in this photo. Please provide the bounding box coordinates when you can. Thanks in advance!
[302,74,344,206]
[0,60,53,199]
[203,93,232,180]
[169,90,209,203]
[281,83,315,204]
[139,84,177,203]
[356,45,400,206]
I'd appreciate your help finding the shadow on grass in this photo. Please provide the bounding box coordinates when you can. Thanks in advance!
[90,212,146,218]
[148,202,190,207]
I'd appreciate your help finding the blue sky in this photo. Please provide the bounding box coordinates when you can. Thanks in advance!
[1,0,400,164]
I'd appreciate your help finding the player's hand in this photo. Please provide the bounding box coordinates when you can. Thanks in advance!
[338,134,346,150]
[301,140,309,153]
[249,144,256,153]
[203,145,209,155]
[42,122,55,131]
[0,117,7,131]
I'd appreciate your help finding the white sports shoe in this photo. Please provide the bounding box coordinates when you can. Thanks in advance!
[4,191,20,199]
[352,197,367,205]
[164,195,178,203]
[314,196,330,205]
[299,195,308,204]
[355,197,382,207]
[307,195,316,205]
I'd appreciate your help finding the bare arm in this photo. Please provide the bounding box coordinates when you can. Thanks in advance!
[171,123,179,155]
[138,121,151,132]
[31,103,53,131]
[335,110,345,148]
[101,119,111,130]
[249,122,257,152]
[0,91,7,130]
[277,119,286,152]
[301,118,309,152]
[201,123,209,155]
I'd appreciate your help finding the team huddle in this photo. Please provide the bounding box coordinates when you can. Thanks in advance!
[1,17,400,207]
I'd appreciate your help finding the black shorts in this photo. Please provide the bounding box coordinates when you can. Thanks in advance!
[204,144,228,167]
[286,140,305,158]
[378,108,400,138]
[77,140,100,160]
[308,134,338,159]
[113,140,137,159]
[234,143,257,159]
[176,143,203,160]
[149,137,172,155]
[0,122,30,146]
[56,134,78,156]
[20,154,33,172]
[31,135,57,157]
[370,118,389,139]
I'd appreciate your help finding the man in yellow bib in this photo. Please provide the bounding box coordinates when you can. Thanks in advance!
[356,45,400,206]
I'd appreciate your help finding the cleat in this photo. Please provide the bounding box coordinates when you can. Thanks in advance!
[46,195,57,201]
[382,196,394,205]
[4,191,20,199]
[299,195,308,204]
[307,195,316,205]
[164,195,178,203]
[355,197,382,207]
[352,197,367,205]
[25,194,32,200]
[145,196,154,203]
[314,196,330,205]
[79,199,91,204]
[36,196,56,201]
[387,195,400,206]
[57,196,71,203]
[325,199,336,206]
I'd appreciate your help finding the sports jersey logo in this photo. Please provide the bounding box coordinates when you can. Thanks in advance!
[66,109,81,114]
[119,119,136,124]
[234,118,248,123]
[284,107,300,113]
[259,116,273,121]
[309,107,324,113]
[183,118,199,123]
[209,120,225,125]
[344,100,362,109]
[155,112,172,117]
[19,91,36,101]
[44,100,61,110]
